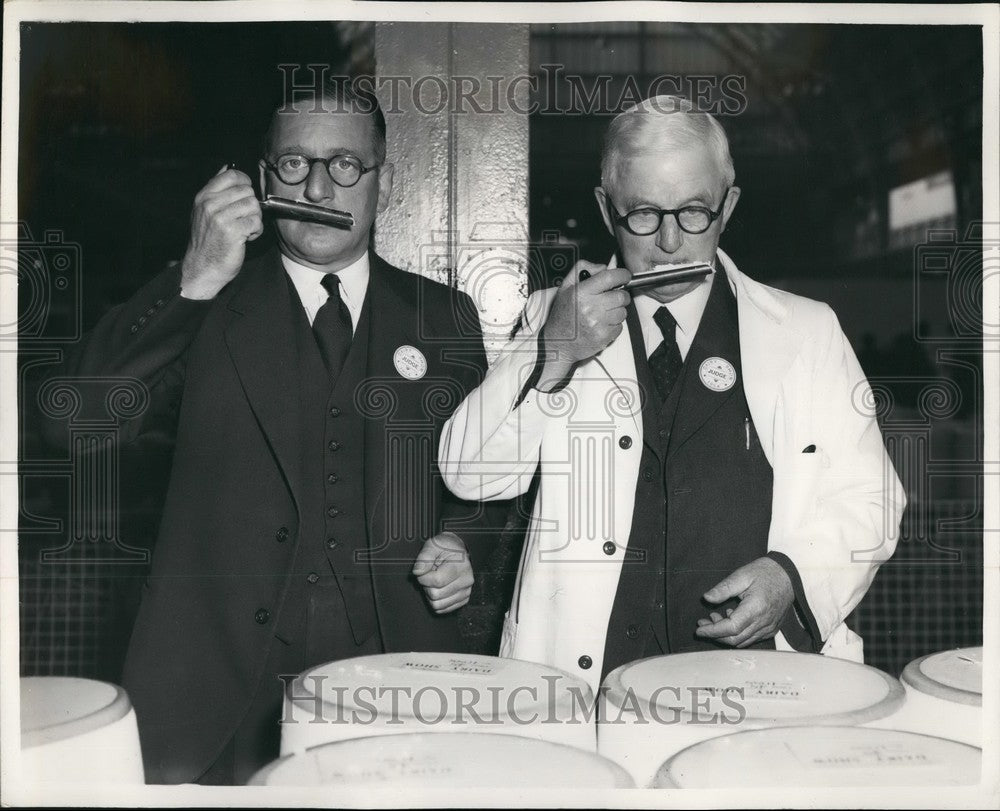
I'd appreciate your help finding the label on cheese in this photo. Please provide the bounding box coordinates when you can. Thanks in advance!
[399,657,500,677]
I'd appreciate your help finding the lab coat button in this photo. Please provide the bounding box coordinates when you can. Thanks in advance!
[578,655,592,670]
[602,541,616,556]
[618,436,633,450]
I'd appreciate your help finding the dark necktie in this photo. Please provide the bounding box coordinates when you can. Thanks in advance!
[648,306,683,402]
[313,274,353,382]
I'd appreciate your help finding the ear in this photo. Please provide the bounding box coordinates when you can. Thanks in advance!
[594,186,615,237]
[719,186,740,233]
[376,162,395,213]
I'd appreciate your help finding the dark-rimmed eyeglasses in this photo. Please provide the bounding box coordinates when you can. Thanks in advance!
[262,153,381,188]
[608,189,731,236]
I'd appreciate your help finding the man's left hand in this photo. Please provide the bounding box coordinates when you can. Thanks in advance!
[412,532,474,614]
[695,557,794,647]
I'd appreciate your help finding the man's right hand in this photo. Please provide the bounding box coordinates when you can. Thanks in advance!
[535,261,631,391]
[180,166,264,300]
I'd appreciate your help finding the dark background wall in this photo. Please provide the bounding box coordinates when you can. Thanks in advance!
[17,21,985,681]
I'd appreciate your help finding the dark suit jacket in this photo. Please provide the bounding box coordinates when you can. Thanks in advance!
[49,248,494,781]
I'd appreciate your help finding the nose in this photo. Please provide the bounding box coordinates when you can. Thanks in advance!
[303,160,336,203]
[655,213,683,254]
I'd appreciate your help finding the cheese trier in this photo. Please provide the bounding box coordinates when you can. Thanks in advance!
[577,261,714,290]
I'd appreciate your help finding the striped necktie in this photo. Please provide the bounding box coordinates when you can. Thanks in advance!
[313,274,353,382]
[648,306,683,401]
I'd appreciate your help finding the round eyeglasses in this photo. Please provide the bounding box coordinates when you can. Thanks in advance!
[608,189,731,236]
[263,153,381,188]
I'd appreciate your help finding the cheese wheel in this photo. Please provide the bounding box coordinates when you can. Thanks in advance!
[598,650,904,787]
[254,732,632,787]
[281,652,595,755]
[653,725,981,788]
[872,647,982,746]
[20,677,144,784]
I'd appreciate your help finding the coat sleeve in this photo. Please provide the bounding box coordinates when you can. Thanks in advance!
[767,303,906,645]
[432,288,511,567]
[33,263,212,449]
[438,289,559,502]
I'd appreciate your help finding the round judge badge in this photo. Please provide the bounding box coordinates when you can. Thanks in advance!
[393,345,428,380]
[699,357,737,392]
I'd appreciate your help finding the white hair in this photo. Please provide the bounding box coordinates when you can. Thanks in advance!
[601,95,735,194]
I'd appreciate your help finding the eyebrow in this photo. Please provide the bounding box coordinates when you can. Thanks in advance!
[623,192,718,210]
[270,145,364,158]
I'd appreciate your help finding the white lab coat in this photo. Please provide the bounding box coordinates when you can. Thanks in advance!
[440,250,906,693]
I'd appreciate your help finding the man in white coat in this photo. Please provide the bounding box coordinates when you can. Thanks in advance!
[439,96,905,693]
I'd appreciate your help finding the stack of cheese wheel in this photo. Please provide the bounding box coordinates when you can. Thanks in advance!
[871,646,982,747]
[597,650,905,787]
[653,725,981,788]
[281,652,595,755]
[20,677,145,784]
[253,732,633,787]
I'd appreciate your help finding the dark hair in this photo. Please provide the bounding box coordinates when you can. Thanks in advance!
[263,76,386,163]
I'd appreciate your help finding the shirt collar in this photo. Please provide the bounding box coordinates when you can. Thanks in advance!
[281,251,370,310]
[633,269,715,339]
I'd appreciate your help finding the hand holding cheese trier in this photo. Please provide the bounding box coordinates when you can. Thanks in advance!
[535,261,631,391]
[536,259,714,393]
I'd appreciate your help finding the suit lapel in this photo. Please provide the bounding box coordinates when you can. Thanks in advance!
[667,271,742,459]
[224,249,304,508]
[720,250,803,465]
[624,300,658,443]
[363,256,423,531]
[587,313,643,436]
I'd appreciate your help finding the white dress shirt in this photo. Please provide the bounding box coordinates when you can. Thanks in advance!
[632,270,715,361]
[282,251,370,333]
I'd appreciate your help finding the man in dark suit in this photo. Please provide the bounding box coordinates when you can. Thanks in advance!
[53,83,493,784]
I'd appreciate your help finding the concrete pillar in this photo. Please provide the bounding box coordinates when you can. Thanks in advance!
[374,23,530,357]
